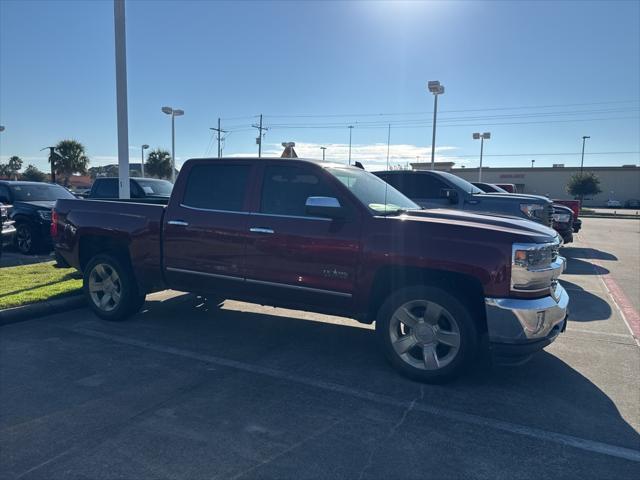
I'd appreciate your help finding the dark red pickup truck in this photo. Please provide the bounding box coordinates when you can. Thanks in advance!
[53,158,569,382]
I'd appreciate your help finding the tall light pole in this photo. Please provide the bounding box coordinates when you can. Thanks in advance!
[580,135,590,175]
[531,159,535,168]
[348,125,354,165]
[161,106,184,183]
[114,0,130,199]
[320,146,326,161]
[140,144,149,177]
[427,80,445,170]
[473,132,491,181]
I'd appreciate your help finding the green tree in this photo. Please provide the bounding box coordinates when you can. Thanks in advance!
[0,163,10,178]
[53,139,90,186]
[145,148,172,179]
[21,164,47,182]
[8,156,23,180]
[567,172,602,201]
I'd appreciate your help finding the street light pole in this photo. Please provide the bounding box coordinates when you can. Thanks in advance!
[580,135,590,175]
[114,0,130,199]
[162,106,184,183]
[473,132,491,181]
[320,146,326,161]
[427,81,445,170]
[141,144,149,177]
[531,159,535,168]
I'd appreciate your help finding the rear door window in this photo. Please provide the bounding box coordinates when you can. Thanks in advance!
[93,179,118,198]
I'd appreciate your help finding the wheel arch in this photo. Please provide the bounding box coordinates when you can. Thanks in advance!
[79,235,133,273]
[366,265,487,334]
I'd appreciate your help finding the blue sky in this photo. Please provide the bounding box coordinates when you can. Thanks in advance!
[1,0,639,172]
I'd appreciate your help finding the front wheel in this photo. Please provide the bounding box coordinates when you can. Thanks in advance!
[376,286,478,383]
[83,254,142,321]
[15,223,39,254]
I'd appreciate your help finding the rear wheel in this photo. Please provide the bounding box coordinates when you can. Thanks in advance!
[376,285,478,383]
[83,254,142,321]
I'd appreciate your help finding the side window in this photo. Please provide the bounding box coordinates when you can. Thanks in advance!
[94,179,118,198]
[0,185,10,203]
[261,165,336,217]
[130,181,143,198]
[182,164,250,211]
[414,175,449,198]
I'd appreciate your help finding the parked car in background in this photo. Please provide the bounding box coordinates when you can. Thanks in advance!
[0,181,77,254]
[551,204,574,244]
[606,199,622,208]
[494,183,517,193]
[86,177,173,203]
[375,170,553,226]
[53,158,568,383]
[472,182,582,237]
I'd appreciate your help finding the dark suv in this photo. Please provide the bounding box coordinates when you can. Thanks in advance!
[0,181,77,254]
[375,170,553,226]
[87,177,173,203]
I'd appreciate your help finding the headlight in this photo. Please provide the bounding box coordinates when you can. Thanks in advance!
[512,241,563,293]
[520,203,544,219]
[552,213,571,223]
[37,210,52,221]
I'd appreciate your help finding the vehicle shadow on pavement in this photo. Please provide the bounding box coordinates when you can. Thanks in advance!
[563,256,610,275]
[127,294,640,451]
[562,246,618,262]
[560,280,612,321]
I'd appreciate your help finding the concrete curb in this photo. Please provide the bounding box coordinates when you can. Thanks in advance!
[0,294,85,326]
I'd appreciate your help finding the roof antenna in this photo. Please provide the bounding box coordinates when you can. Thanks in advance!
[354,161,364,170]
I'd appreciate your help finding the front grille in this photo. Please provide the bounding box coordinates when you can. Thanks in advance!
[543,203,553,227]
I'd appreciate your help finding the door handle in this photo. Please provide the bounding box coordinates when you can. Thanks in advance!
[250,227,274,234]
[168,220,189,226]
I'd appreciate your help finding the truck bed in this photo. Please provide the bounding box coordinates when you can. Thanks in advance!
[54,198,167,293]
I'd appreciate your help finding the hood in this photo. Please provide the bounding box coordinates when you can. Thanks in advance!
[14,200,56,210]
[474,192,551,204]
[402,208,558,243]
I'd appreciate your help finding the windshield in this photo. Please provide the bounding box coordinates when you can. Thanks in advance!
[10,184,76,202]
[326,167,420,214]
[136,179,173,196]
[438,171,484,194]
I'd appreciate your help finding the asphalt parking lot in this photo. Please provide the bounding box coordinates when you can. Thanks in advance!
[1,217,639,479]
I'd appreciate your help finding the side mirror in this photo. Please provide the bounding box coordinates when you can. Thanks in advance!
[305,196,344,219]
[441,189,459,204]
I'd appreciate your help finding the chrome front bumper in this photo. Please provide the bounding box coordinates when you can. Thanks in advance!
[485,282,569,349]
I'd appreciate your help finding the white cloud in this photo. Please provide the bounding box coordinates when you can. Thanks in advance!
[229,142,466,171]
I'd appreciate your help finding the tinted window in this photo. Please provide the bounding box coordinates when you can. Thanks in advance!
[183,164,250,211]
[261,165,336,217]
[0,185,10,203]
[10,183,76,201]
[93,179,118,198]
[135,179,173,196]
[378,173,448,198]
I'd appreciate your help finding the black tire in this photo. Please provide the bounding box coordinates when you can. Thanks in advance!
[375,285,478,383]
[83,253,142,321]
[15,222,40,254]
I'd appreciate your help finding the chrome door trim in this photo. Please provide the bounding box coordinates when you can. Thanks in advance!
[166,266,244,282]
[249,212,332,222]
[245,278,352,298]
[179,204,250,215]
[167,220,189,226]
[249,227,274,234]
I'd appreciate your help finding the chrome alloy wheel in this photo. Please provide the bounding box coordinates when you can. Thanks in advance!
[88,263,122,312]
[389,299,461,371]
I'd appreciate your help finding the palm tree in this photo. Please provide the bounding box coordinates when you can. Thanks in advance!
[0,163,10,179]
[8,156,23,180]
[145,148,172,179]
[53,139,90,186]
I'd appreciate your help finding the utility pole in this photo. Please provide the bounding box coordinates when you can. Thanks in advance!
[252,114,267,157]
[580,135,590,175]
[386,124,391,169]
[320,146,326,161]
[531,159,535,168]
[209,118,227,158]
[348,125,354,165]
